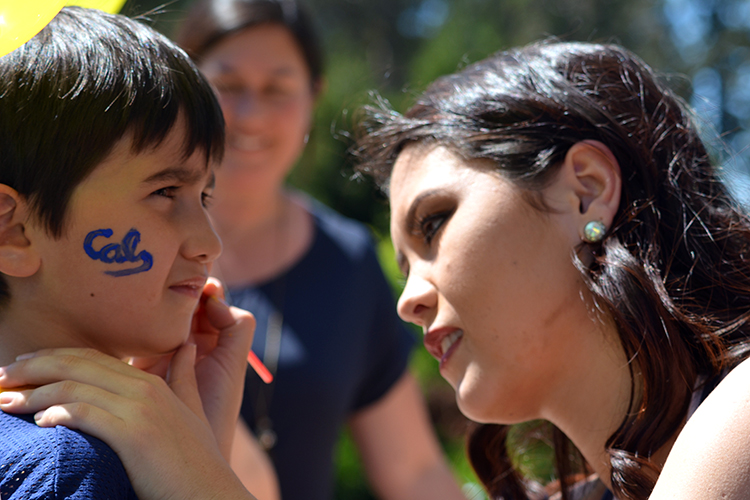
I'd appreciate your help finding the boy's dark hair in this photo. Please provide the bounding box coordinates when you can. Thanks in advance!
[0,6,225,299]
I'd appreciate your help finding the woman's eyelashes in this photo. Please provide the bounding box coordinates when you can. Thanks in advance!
[414,209,453,245]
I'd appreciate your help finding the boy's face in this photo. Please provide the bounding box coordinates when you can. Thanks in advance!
[26,123,222,359]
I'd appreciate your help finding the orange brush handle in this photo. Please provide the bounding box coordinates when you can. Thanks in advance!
[247,350,273,384]
[0,385,38,393]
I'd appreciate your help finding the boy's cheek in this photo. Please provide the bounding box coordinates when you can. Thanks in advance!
[82,226,155,278]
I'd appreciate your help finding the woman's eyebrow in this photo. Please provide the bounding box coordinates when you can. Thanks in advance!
[404,188,446,234]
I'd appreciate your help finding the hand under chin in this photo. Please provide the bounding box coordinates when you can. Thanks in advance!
[127,352,176,378]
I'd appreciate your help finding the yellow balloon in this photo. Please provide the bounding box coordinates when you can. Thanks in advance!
[0,0,66,57]
[66,0,127,14]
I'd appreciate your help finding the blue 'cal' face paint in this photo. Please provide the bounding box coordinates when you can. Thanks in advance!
[83,228,154,277]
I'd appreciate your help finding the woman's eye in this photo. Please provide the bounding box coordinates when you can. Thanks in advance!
[417,210,452,244]
[214,82,243,96]
[265,85,294,100]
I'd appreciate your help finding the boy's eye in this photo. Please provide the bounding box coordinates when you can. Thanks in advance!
[201,191,214,208]
[152,186,177,198]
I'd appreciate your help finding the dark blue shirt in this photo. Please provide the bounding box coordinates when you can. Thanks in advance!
[0,411,138,499]
[232,201,415,500]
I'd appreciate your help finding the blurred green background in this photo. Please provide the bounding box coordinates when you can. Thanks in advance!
[116,0,750,497]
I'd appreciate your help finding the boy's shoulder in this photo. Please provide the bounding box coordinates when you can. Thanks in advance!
[0,411,138,499]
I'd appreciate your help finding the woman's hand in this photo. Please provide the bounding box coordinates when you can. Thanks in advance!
[0,346,257,500]
[128,278,255,459]
[193,280,257,458]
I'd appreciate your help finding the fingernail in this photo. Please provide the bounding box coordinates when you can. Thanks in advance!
[0,392,16,405]
[34,410,45,422]
[15,353,34,361]
[209,295,229,307]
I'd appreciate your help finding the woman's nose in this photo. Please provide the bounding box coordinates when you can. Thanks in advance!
[397,272,437,328]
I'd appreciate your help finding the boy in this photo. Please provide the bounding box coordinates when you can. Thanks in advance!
[0,7,266,500]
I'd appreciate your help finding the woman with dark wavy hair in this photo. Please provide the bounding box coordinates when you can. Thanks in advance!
[354,41,750,500]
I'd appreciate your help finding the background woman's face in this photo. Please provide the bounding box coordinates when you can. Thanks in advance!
[200,24,315,199]
[389,145,618,424]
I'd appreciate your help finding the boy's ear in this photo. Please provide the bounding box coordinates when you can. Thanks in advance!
[543,140,622,241]
[0,185,40,278]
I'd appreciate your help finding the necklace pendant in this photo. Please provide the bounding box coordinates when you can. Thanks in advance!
[258,427,277,451]
[257,416,277,451]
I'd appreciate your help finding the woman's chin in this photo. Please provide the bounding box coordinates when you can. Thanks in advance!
[454,376,519,424]
[454,377,493,423]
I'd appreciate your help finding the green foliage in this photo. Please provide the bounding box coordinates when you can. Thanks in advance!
[334,429,377,500]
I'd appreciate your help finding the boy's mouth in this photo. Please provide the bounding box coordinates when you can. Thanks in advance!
[169,276,207,298]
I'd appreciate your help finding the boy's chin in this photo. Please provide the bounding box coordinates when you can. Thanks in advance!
[125,349,180,376]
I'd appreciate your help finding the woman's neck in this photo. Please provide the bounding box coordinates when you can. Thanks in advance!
[539,316,635,490]
[544,353,681,493]
[211,189,314,288]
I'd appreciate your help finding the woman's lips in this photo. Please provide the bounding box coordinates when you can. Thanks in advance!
[229,133,265,153]
[424,327,464,368]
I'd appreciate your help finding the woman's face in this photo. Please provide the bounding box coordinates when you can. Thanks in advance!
[389,145,617,424]
[199,24,315,199]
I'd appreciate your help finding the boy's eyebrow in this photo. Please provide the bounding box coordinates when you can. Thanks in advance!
[142,165,210,186]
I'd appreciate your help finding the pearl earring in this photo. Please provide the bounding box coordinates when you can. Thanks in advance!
[582,221,606,243]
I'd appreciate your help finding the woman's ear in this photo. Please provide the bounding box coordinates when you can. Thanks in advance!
[0,185,40,278]
[312,76,327,102]
[544,140,622,241]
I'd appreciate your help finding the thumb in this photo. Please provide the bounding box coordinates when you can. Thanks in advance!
[204,296,256,355]
[166,343,205,419]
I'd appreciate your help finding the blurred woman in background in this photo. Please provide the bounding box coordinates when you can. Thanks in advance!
[176,1,465,499]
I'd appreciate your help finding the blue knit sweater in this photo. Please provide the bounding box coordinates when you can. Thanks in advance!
[0,411,138,499]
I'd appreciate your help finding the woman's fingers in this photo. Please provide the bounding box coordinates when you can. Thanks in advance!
[205,296,255,355]
[189,289,256,459]
[0,349,161,401]
[165,343,206,420]
[32,402,127,443]
[1,373,166,418]
[203,276,225,300]
[1,348,127,386]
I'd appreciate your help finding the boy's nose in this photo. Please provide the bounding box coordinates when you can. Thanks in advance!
[186,214,223,264]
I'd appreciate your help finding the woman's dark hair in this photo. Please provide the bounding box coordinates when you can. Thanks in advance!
[0,6,224,305]
[354,41,750,500]
[176,0,323,87]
